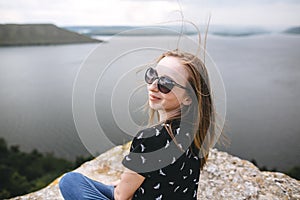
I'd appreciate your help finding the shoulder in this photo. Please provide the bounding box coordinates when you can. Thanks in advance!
[131,124,168,152]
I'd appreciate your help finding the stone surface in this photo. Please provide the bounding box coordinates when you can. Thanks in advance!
[11,143,300,200]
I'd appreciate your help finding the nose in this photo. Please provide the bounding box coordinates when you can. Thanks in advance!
[148,79,159,92]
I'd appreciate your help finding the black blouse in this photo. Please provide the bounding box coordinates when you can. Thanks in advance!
[122,120,201,200]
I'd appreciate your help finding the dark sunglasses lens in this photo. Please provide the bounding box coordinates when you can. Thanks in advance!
[145,68,157,84]
[158,77,174,94]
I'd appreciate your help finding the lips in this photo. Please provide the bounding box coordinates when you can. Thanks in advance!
[149,94,161,101]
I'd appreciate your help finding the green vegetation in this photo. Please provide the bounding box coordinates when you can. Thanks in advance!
[286,166,300,180]
[1,137,299,199]
[0,24,101,46]
[250,159,300,180]
[284,26,300,34]
[0,138,93,199]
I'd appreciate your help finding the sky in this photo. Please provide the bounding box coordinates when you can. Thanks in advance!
[0,0,299,28]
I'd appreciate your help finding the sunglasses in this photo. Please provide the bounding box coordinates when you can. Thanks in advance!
[144,67,189,94]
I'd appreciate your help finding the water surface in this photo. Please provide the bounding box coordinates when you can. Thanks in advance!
[0,34,299,171]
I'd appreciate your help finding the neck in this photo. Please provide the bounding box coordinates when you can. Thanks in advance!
[158,108,181,123]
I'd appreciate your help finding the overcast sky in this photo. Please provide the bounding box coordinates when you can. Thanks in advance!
[0,0,299,28]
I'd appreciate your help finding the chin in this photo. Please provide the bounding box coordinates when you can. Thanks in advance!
[149,102,162,111]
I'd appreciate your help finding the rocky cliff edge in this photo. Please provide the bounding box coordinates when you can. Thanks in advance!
[11,143,300,200]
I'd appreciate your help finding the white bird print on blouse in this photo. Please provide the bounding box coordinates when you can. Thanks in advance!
[153,183,160,189]
[171,157,176,164]
[159,169,166,176]
[125,156,131,161]
[137,132,143,139]
[193,190,197,198]
[124,122,201,199]
[180,162,185,170]
[165,140,170,148]
[140,155,146,164]
[140,187,145,194]
[155,129,160,136]
[186,148,190,156]
[140,144,145,152]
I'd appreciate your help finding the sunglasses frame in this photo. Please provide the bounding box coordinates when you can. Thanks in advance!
[145,67,189,94]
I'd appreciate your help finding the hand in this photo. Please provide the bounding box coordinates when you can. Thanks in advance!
[114,168,144,200]
[111,179,121,187]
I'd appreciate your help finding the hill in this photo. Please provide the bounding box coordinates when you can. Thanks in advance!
[284,26,300,34]
[0,24,101,46]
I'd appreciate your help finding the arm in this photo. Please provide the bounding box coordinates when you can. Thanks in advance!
[114,168,145,200]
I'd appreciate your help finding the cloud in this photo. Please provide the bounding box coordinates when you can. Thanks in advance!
[0,0,180,25]
[181,1,300,27]
[128,0,300,4]
[0,0,299,27]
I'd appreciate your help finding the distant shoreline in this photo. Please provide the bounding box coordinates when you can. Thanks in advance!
[1,24,299,46]
[64,25,300,38]
[0,24,102,46]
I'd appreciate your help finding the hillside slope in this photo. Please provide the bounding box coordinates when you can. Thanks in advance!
[0,24,101,46]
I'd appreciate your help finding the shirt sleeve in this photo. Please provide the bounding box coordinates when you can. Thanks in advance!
[122,129,158,177]
[122,124,192,177]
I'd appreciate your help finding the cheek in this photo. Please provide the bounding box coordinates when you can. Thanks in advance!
[162,92,185,108]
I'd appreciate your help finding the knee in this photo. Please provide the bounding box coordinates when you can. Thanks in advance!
[59,172,83,192]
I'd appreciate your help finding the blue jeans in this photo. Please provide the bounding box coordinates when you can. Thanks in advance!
[59,172,115,200]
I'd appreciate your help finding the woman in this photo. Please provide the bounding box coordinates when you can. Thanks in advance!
[59,49,216,200]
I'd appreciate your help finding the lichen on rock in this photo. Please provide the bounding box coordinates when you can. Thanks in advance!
[11,143,300,200]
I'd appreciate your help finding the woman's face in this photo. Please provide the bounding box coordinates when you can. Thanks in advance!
[147,56,191,118]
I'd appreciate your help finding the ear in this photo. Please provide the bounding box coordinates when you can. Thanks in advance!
[182,96,192,106]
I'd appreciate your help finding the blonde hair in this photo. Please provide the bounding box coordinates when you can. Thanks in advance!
[147,49,217,169]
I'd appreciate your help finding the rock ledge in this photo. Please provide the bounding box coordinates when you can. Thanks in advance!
[11,143,300,200]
